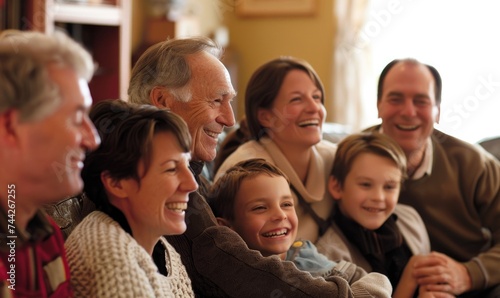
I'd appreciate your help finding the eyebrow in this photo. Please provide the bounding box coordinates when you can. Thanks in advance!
[386,91,430,99]
[385,91,404,97]
[159,159,176,166]
[75,104,90,114]
[218,89,237,98]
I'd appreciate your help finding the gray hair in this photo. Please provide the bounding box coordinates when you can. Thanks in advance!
[0,30,94,122]
[128,36,222,104]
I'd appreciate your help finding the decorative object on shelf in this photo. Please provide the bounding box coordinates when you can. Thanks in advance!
[236,0,317,17]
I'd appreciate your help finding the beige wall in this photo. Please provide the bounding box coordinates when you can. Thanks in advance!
[131,0,146,54]
[223,0,335,121]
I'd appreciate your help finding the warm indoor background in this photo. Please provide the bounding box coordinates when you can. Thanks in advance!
[2,0,500,144]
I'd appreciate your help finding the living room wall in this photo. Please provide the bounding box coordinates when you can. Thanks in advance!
[223,1,336,121]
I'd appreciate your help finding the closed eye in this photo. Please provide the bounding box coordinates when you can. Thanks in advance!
[414,97,431,106]
[312,94,322,101]
[251,205,266,211]
[387,97,403,104]
[164,167,177,173]
[384,183,399,190]
[359,182,371,188]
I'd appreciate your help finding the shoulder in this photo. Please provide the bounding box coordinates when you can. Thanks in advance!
[431,129,475,150]
[394,204,422,221]
[316,139,338,151]
[316,224,357,262]
[432,129,499,170]
[66,211,135,255]
[67,211,118,236]
[432,129,487,159]
[394,204,430,254]
[314,140,338,158]
[231,140,269,158]
[215,140,272,181]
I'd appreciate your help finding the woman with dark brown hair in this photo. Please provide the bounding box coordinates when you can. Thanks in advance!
[65,99,197,297]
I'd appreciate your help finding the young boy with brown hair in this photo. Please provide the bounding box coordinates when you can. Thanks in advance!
[317,132,449,298]
[209,158,392,297]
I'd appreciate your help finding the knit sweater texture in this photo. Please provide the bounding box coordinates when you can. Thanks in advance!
[65,211,193,297]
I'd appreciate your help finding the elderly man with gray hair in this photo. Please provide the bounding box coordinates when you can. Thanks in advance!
[128,36,393,298]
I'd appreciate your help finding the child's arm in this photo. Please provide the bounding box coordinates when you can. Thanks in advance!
[393,255,419,298]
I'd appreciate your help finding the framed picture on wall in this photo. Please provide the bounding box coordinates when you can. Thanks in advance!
[235,0,317,17]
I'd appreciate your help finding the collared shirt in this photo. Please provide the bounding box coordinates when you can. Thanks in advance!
[411,138,433,180]
[378,127,433,180]
[0,208,53,249]
[0,207,72,297]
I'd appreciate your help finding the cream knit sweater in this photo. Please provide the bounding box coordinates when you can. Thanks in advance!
[65,211,193,298]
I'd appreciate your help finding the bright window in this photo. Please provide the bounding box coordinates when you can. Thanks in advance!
[366,0,500,143]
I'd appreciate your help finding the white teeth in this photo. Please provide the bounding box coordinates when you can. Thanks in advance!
[363,207,384,213]
[298,119,319,127]
[263,229,288,237]
[205,130,219,139]
[397,124,418,131]
[166,202,187,213]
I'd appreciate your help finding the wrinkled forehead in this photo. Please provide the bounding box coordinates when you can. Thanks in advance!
[187,52,235,97]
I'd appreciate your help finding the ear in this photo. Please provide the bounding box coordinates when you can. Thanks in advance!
[434,105,441,124]
[150,86,176,109]
[216,217,233,229]
[100,171,129,199]
[257,108,274,128]
[0,109,21,147]
[328,176,343,201]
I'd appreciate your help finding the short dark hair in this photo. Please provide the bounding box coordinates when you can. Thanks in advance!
[82,99,191,210]
[209,158,289,221]
[377,58,442,105]
[245,57,325,140]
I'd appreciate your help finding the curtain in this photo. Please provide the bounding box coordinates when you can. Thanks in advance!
[331,0,372,132]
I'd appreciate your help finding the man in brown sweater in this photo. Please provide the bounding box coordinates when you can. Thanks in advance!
[368,58,500,297]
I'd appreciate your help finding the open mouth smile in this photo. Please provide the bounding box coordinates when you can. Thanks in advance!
[262,228,289,238]
[166,202,188,213]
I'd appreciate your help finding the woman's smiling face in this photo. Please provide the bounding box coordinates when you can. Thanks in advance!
[258,69,326,150]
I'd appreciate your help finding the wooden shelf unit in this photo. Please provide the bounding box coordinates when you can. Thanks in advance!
[26,0,132,102]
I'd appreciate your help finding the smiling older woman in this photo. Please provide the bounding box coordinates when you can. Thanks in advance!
[65,99,198,297]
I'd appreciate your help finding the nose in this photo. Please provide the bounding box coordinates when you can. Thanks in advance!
[401,99,417,117]
[370,187,384,202]
[81,114,100,151]
[180,164,198,193]
[304,96,322,112]
[271,207,287,221]
[217,100,235,128]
